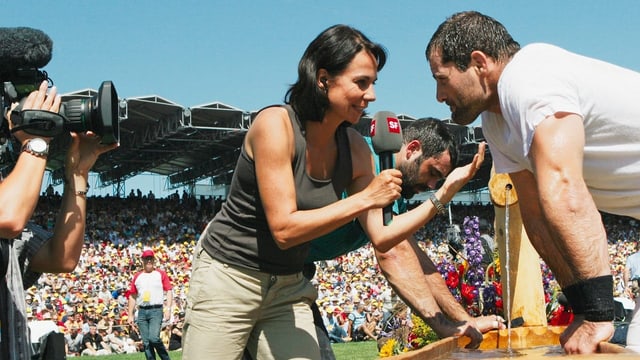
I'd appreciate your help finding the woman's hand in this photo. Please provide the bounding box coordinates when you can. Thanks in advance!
[360,168,403,209]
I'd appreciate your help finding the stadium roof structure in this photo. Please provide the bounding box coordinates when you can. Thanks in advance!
[44,89,491,196]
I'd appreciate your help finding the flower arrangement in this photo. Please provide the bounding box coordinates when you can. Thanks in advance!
[379,215,564,357]
[378,314,439,357]
[438,216,504,317]
[378,338,402,358]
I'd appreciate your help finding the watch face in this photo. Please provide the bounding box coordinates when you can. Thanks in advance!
[30,138,48,152]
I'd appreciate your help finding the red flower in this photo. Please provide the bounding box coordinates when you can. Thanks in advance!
[446,271,459,289]
[495,298,503,310]
[549,305,574,326]
[461,283,476,305]
[493,281,502,297]
[408,332,420,348]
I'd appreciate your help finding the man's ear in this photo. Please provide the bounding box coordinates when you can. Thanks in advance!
[470,50,490,74]
[404,139,422,160]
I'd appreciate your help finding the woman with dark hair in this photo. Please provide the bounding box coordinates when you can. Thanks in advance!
[285,24,387,122]
[182,24,403,360]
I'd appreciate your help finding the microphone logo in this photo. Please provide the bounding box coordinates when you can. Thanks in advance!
[369,116,399,137]
[386,116,400,134]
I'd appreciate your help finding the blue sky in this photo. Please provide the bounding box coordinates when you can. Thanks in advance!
[5,1,640,197]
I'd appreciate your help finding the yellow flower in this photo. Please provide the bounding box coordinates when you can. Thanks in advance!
[379,338,397,358]
[410,314,439,347]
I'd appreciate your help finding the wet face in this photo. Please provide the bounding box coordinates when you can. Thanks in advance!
[429,51,486,126]
[397,149,452,199]
[323,50,378,124]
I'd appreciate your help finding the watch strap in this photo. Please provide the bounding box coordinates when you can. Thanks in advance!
[429,193,446,215]
[21,138,49,158]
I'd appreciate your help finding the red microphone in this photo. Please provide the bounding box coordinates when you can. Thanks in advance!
[370,111,403,225]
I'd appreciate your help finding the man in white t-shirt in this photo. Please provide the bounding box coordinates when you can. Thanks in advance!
[426,11,640,355]
[28,311,58,354]
[624,245,640,351]
[127,249,173,360]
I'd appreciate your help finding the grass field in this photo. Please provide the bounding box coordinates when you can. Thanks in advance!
[72,340,381,359]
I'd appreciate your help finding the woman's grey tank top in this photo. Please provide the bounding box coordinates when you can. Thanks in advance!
[200,105,353,274]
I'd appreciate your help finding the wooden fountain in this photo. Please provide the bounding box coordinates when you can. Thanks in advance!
[385,170,634,359]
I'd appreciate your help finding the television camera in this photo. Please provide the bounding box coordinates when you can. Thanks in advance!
[0,27,119,150]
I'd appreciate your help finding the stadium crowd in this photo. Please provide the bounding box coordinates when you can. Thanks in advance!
[25,189,638,355]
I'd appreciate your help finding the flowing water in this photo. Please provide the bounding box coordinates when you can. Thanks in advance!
[403,182,637,360]
[504,184,513,353]
[449,345,564,359]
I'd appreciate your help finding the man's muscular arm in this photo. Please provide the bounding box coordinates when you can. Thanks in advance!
[521,113,613,354]
[374,238,484,347]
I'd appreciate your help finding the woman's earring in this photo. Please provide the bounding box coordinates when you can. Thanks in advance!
[320,79,328,93]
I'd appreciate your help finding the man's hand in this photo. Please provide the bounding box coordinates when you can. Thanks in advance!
[468,315,506,333]
[127,317,136,329]
[6,80,60,143]
[439,142,486,203]
[64,131,118,178]
[425,313,484,349]
[559,316,614,354]
[452,321,484,349]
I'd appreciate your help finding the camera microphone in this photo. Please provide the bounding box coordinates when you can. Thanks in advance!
[0,27,53,73]
[0,27,119,144]
[370,111,403,226]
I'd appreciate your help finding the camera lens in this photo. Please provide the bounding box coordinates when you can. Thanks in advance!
[59,81,119,144]
[61,98,92,132]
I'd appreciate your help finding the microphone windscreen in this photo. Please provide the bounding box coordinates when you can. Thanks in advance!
[0,27,53,71]
[370,111,403,154]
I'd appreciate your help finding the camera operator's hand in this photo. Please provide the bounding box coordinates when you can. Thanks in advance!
[64,130,118,189]
[0,80,61,239]
[6,80,60,145]
[30,129,117,273]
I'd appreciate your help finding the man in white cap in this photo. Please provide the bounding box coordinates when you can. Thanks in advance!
[127,249,173,360]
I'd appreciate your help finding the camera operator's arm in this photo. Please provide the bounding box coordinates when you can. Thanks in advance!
[30,130,117,272]
[0,81,58,238]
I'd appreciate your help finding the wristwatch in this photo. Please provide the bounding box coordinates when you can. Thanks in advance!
[22,138,49,158]
[429,193,447,215]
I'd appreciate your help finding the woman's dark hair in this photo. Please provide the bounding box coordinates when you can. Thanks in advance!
[426,11,520,71]
[403,117,458,167]
[285,24,387,122]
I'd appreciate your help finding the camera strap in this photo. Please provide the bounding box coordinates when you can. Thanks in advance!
[0,239,8,280]
[10,109,65,137]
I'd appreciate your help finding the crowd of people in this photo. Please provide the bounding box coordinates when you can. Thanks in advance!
[3,10,639,357]
[24,190,638,356]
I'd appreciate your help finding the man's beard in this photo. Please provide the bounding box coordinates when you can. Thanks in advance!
[450,88,486,126]
[397,157,423,199]
[451,104,483,126]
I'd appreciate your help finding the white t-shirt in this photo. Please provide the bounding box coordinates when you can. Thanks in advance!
[28,320,58,343]
[627,252,640,281]
[129,269,172,306]
[483,43,640,219]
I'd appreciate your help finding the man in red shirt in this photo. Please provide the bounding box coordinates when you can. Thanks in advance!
[127,249,173,360]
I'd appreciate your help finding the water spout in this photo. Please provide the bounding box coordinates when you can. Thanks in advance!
[504,183,514,353]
